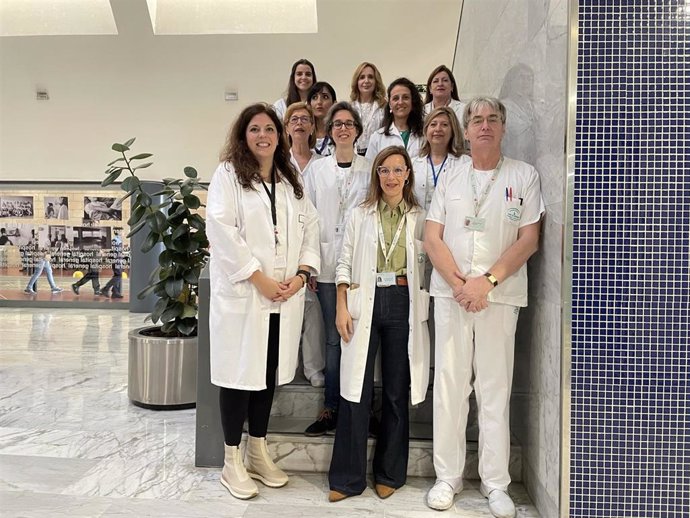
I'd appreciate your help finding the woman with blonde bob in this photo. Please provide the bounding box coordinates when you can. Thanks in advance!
[349,62,387,156]
[412,106,469,210]
[327,146,430,502]
[284,102,322,175]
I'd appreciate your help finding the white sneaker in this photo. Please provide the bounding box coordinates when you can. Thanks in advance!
[426,480,461,511]
[480,484,516,518]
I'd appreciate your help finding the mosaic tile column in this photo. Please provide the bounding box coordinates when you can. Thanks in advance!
[568,1,690,516]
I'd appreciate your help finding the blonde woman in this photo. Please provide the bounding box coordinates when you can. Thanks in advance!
[349,62,386,156]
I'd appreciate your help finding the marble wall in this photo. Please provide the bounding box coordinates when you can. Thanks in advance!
[453,1,567,516]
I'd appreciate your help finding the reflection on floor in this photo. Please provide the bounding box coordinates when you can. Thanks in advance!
[0,271,129,303]
[0,308,541,517]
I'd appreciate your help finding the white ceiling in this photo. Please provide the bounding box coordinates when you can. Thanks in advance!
[0,0,318,36]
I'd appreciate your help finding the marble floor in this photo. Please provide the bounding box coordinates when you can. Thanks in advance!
[0,308,541,518]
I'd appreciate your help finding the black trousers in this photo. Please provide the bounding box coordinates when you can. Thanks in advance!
[329,286,411,495]
[219,313,280,446]
[74,269,100,291]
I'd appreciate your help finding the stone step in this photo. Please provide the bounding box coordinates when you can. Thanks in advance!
[247,426,523,481]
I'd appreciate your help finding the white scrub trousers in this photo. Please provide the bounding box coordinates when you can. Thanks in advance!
[432,297,519,492]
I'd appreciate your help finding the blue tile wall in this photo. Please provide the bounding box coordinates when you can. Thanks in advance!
[571,1,690,517]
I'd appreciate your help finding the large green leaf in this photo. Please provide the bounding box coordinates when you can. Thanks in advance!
[188,213,205,230]
[141,230,160,253]
[183,194,201,209]
[151,297,169,323]
[158,249,174,268]
[183,166,198,178]
[183,268,200,284]
[161,301,184,323]
[107,157,126,166]
[123,137,136,148]
[137,192,152,207]
[121,175,141,192]
[102,170,122,187]
[130,153,153,160]
[149,211,167,233]
[165,277,184,298]
[112,143,129,152]
[126,219,147,238]
[133,162,153,170]
[181,304,197,318]
[136,283,157,301]
[172,224,190,241]
[128,205,147,226]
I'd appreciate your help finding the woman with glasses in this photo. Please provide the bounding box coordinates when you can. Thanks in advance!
[365,78,424,162]
[303,101,371,436]
[349,62,387,157]
[327,146,430,502]
[423,65,465,126]
[284,102,326,388]
[284,102,322,175]
[412,106,469,211]
[308,82,337,157]
[273,58,317,121]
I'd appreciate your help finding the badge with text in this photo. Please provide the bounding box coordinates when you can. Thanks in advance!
[274,255,287,269]
[464,216,486,232]
[334,224,344,236]
[376,272,396,287]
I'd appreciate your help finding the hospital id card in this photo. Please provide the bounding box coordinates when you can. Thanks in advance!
[334,224,344,236]
[464,216,486,232]
[376,272,396,287]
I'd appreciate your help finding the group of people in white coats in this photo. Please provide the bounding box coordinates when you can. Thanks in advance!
[205,57,544,518]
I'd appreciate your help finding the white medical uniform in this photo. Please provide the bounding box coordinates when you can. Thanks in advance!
[365,124,423,162]
[313,136,334,157]
[426,156,544,492]
[423,99,466,126]
[207,162,321,390]
[351,101,385,154]
[411,154,470,211]
[272,98,288,121]
[290,151,325,382]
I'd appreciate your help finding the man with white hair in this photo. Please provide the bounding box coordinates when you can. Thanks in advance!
[423,96,544,518]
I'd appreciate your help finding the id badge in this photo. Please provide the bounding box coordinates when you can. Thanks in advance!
[334,224,344,236]
[376,272,396,287]
[274,255,287,269]
[464,216,486,232]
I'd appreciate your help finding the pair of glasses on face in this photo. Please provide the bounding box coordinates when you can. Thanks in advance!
[376,166,408,177]
[289,116,311,125]
[332,120,356,129]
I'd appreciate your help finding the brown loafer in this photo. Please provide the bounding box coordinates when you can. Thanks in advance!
[328,490,350,502]
[375,483,396,499]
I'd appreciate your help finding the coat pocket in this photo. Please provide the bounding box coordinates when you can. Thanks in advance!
[346,286,362,320]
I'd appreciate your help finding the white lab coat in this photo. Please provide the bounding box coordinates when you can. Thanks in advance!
[365,124,423,162]
[351,101,385,154]
[303,154,371,283]
[335,203,430,405]
[206,162,321,390]
[411,154,471,211]
[272,98,287,121]
[423,99,466,127]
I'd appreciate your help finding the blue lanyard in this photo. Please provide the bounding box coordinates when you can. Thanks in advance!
[427,155,448,187]
[315,136,330,155]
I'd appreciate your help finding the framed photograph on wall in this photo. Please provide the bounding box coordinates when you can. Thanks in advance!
[0,196,34,218]
[45,196,69,220]
[82,196,122,222]
[72,226,112,250]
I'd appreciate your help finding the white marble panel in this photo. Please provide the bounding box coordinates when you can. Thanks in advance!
[0,453,99,492]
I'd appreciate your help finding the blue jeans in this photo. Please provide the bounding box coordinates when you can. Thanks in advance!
[317,282,340,412]
[329,285,411,495]
[26,259,58,290]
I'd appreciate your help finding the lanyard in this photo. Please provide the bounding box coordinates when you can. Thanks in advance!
[315,136,330,155]
[260,168,278,242]
[377,208,407,268]
[427,155,448,188]
[336,155,357,224]
[470,156,503,217]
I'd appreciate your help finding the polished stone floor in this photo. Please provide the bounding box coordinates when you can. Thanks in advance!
[0,308,541,517]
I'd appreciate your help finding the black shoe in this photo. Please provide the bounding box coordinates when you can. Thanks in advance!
[71,283,79,295]
[368,413,380,438]
[111,293,123,299]
[94,290,102,296]
[101,289,111,298]
[304,409,337,437]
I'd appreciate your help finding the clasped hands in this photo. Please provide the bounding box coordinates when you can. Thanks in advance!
[252,271,304,302]
[452,271,491,313]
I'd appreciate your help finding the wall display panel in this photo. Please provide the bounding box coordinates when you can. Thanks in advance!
[569,2,689,517]
[0,185,132,305]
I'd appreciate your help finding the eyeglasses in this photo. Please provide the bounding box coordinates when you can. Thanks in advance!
[332,120,356,129]
[288,116,311,125]
[469,115,502,126]
[376,166,408,177]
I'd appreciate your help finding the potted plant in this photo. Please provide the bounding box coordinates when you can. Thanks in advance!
[102,138,209,409]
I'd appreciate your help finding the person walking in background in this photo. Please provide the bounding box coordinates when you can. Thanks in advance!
[71,249,102,295]
[24,247,63,295]
[101,230,124,298]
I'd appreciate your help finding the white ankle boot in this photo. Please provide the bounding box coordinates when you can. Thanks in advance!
[220,444,259,499]
[245,436,288,488]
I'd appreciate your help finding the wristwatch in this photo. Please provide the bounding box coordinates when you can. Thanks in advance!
[296,269,311,285]
[484,272,499,287]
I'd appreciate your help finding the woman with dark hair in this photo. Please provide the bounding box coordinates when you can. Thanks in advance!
[207,103,321,500]
[365,78,424,162]
[412,106,469,210]
[302,101,371,436]
[349,62,387,156]
[423,65,465,124]
[308,81,337,157]
[273,59,317,120]
[327,146,430,502]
